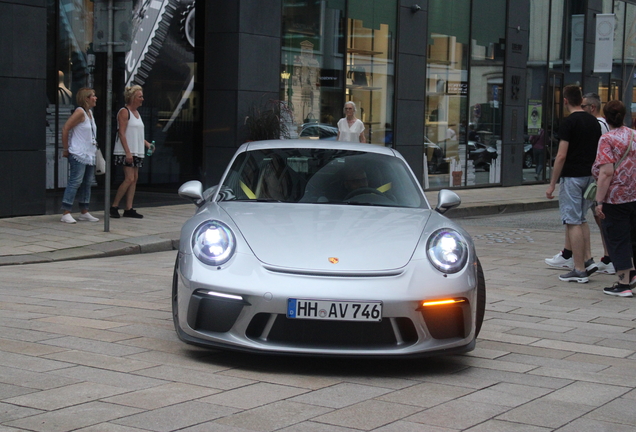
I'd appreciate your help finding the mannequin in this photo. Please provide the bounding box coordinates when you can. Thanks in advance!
[58,71,72,105]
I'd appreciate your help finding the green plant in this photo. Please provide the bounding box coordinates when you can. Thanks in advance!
[244,98,293,141]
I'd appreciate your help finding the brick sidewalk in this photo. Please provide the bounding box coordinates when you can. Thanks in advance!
[2,215,635,431]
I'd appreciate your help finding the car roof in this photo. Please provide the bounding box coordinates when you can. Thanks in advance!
[238,139,399,157]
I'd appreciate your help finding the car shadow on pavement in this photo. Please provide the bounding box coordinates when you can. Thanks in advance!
[179,347,472,377]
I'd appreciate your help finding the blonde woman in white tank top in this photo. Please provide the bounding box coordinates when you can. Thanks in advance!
[110,85,152,219]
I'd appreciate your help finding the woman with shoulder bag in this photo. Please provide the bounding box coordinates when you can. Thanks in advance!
[592,100,636,297]
[110,85,153,219]
[60,87,99,224]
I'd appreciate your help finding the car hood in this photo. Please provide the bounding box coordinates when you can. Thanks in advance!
[219,202,431,272]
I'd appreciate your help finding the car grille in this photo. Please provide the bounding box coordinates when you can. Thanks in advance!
[245,314,418,349]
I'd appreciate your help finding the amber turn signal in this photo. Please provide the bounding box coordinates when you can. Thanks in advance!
[421,299,466,307]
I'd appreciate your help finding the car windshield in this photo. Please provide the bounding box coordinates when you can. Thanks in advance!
[220,148,426,208]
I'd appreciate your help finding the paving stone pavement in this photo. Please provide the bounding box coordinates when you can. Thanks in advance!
[1,184,636,431]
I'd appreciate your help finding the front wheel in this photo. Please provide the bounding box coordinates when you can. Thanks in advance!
[475,258,486,338]
[172,254,180,332]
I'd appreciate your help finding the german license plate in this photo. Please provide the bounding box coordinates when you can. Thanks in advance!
[287,299,382,322]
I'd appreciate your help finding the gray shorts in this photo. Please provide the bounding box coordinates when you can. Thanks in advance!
[559,176,594,225]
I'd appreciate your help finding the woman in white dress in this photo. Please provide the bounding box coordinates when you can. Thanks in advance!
[337,101,366,143]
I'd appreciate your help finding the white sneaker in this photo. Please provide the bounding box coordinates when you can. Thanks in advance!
[545,252,574,269]
[77,212,99,222]
[60,213,77,224]
[596,261,616,275]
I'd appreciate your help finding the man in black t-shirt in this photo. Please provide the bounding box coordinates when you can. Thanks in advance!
[546,85,601,283]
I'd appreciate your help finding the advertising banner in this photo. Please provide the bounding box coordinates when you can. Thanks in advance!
[528,100,542,136]
[570,15,584,73]
[594,14,615,73]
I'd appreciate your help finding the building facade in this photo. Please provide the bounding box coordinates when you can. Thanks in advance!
[2,0,636,217]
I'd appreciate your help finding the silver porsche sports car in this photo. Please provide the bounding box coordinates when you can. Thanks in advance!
[174,140,485,357]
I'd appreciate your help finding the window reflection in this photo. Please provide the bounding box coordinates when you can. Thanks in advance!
[48,0,199,191]
[47,0,96,190]
[346,0,396,145]
[524,0,550,183]
[426,0,505,188]
[282,1,345,138]
[468,0,505,186]
[281,0,396,146]
[425,0,469,188]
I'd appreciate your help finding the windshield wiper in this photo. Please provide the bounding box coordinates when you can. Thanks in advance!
[233,198,282,203]
[341,201,378,206]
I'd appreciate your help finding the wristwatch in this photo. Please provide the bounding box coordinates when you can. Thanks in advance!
[592,201,601,206]
[126,0,177,86]
[180,1,196,50]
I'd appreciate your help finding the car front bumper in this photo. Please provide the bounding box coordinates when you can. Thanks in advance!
[174,251,480,357]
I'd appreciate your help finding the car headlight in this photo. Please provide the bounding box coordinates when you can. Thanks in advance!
[426,228,468,273]
[192,220,236,266]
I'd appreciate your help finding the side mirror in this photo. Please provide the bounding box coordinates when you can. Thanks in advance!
[178,180,204,207]
[435,189,461,214]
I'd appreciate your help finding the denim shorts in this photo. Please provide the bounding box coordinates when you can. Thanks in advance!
[559,176,594,225]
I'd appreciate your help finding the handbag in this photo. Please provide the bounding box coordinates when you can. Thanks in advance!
[95,148,106,175]
[583,181,596,200]
[584,130,634,200]
[347,67,368,86]
[79,106,106,175]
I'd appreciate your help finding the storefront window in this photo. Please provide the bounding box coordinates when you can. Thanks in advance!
[468,0,506,186]
[47,0,96,189]
[609,1,624,102]
[523,0,550,183]
[282,1,346,139]
[549,0,565,71]
[597,1,622,105]
[47,0,199,191]
[346,0,396,145]
[425,0,469,188]
[121,0,198,187]
[281,0,396,145]
[425,0,506,188]
[625,3,636,127]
